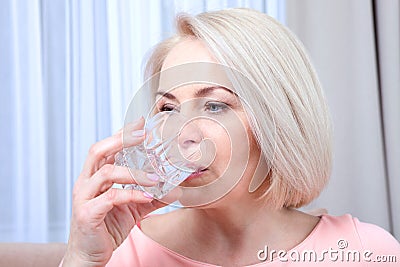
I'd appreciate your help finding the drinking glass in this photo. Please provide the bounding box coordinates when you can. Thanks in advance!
[114,111,203,199]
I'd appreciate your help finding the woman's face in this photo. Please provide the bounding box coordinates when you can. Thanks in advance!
[156,38,263,207]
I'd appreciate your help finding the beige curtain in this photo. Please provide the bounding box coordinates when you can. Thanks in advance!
[286,0,399,239]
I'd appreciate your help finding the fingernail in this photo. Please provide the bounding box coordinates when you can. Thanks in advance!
[132,129,145,137]
[130,116,144,127]
[143,191,154,199]
[147,173,160,182]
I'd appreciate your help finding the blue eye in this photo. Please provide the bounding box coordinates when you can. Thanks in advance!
[205,102,229,113]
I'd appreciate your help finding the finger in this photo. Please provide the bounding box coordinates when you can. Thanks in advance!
[123,188,184,223]
[86,188,155,222]
[121,187,183,220]
[81,117,145,177]
[104,153,118,165]
[80,165,160,199]
[152,187,183,208]
[122,117,148,146]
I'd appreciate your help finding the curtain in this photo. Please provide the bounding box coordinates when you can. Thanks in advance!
[286,0,400,239]
[0,0,285,243]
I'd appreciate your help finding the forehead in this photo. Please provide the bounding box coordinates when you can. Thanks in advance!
[157,39,236,98]
[161,38,218,71]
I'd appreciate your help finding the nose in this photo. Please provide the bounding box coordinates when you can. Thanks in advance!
[179,120,202,146]
[178,119,203,161]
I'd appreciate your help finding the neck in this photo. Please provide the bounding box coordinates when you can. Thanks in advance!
[172,192,320,266]
[185,193,294,249]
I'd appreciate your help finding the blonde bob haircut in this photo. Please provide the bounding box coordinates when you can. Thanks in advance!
[144,8,332,209]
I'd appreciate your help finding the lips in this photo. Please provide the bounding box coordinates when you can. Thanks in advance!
[196,167,208,172]
[186,168,208,180]
[184,163,207,173]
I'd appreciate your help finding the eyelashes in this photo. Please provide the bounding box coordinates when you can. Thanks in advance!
[157,101,231,115]
[204,102,229,113]
[159,103,177,112]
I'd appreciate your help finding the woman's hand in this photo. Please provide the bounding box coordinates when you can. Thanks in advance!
[62,118,172,267]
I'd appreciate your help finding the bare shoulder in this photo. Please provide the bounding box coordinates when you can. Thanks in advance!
[284,209,321,245]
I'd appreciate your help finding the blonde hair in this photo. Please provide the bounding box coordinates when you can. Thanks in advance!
[144,8,332,209]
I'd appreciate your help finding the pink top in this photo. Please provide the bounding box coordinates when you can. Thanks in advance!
[106,214,400,266]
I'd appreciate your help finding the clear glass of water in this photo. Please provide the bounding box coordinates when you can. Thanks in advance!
[114,111,203,199]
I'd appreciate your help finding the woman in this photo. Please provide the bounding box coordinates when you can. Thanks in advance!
[61,8,400,266]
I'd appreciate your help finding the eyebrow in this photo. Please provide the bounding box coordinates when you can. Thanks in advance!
[155,86,235,100]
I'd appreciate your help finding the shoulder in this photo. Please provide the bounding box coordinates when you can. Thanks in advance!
[106,212,176,266]
[107,220,180,267]
[315,214,400,264]
[106,210,203,267]
[319,214,399,245]
[351,216,400,255]
[106,226,146,266]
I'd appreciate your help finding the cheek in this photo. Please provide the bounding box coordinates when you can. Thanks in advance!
[203,122,232,169]
[202,117,252,173]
